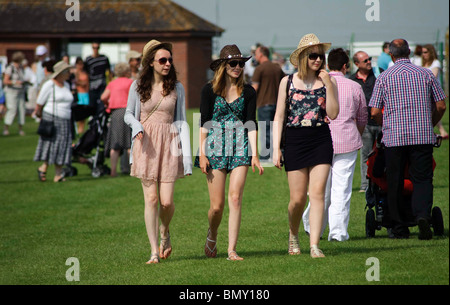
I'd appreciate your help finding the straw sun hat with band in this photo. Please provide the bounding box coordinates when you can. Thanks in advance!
[289,33,331,66]
[210,44,251,71]
[142,39,172,64]
[51,61,72,79]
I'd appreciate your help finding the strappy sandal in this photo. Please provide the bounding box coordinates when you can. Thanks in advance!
[310,245,325,258]
[204,228,217,258]
[37,169,46,182]
[289,233,301,255]
[146,253,160,264]
[159,232,172,259]
[227,251,244,261]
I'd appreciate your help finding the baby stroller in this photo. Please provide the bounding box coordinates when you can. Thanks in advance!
[64,110,111,178]
[364,134,444,237]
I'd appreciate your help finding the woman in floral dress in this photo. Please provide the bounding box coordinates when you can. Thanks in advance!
[195,45,264,261]
[273,34,339,258]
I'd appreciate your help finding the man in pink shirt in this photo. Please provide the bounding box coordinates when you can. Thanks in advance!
[303,48,367,241]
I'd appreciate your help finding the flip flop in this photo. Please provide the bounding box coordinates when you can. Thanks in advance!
[37,169,46,182]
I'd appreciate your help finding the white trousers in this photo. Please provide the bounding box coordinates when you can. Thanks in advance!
[4,87,26,126]
[303,150,358,241]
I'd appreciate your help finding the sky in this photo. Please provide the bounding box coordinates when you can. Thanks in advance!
[171,0,449,55]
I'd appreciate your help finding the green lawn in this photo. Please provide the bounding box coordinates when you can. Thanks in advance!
[0,109,448,285]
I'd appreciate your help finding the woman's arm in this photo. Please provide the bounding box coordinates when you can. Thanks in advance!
[273,75,289,169]
[100,88,110,107]
[248,129,264,175]
[124,81,143,140]
[175,83,192,175]
[319,70,339,120]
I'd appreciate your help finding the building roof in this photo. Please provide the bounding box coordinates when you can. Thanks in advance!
[0,0,223,38]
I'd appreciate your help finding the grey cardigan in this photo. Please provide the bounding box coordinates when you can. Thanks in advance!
[124,80,192,175]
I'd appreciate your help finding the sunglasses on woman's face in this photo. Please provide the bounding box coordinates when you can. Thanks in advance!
[308,53,325,61]
[228,60,245,68]
[154,57,173,65]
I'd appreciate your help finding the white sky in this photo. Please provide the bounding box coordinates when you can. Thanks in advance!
[172,0,449,55]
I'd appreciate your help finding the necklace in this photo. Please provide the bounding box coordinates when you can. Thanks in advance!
[304,81,314,90]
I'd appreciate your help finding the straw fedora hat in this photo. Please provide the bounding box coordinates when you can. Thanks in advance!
[210,44,251,71]
[289,33,331,66]
[51,61,72,79]
[142,39,172,63]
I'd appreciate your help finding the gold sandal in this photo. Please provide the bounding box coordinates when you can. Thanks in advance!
[159,232,172,259]
[146,253,160,264]
[289,233,301,255]
[310,245,325,258]
[227,251,244,261]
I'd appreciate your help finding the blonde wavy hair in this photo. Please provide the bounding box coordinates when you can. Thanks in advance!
[211,61,245,97]
[296,45,326,80]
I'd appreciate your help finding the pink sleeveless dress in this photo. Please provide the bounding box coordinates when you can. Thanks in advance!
[130,90,184,183]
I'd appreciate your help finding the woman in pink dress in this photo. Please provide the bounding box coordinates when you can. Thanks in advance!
[124,40,192,264]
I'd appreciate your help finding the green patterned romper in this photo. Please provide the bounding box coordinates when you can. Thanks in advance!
[195,93,251,172]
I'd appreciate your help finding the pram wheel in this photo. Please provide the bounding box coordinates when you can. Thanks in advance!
[91,164,111,178]
[431,206,444,236]
[366,208,376,238]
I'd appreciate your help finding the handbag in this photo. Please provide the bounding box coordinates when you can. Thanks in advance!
[37,84,56,139]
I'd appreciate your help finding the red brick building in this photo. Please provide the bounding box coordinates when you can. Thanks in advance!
[0,0,223,108]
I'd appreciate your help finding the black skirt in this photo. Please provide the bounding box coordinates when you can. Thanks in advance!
[284,125,333,171]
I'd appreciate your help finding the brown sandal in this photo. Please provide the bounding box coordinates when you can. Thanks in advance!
[37,169,46,182]
[205,228,217,258]
[159,232,172,259]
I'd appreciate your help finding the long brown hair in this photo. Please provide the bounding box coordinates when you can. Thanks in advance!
[421,44,438,67]
[137,46,177,103]
[211,61,245,97]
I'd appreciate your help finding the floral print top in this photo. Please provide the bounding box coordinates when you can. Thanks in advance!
[194,94,251,172]
[286,85,329,127]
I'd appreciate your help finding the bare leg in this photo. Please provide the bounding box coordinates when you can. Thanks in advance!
[158,182,175,259]
[110,149,120,177]
[205,169,227,257]
[287,168,309,237]
[141,180,159,262]
[227,166,248,258]
[308,164,330,247]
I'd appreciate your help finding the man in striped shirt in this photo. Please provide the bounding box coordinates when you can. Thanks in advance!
[369,39,447,239]
[85,41,111,116]
[303,48,367,241]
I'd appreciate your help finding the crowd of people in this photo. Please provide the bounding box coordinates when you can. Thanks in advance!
[0,35,447,262]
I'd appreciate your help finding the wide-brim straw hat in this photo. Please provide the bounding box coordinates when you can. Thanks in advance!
[210,44,251,71]
[289,33,331,66]
[51,61,72,79]
[142,39,172,63]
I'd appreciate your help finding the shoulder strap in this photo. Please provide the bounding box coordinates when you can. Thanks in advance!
[285,74,294,105]
[141,95,164,124]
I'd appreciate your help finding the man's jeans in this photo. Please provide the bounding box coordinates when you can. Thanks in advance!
[257,104,276,160]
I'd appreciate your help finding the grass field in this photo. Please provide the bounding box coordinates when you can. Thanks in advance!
[0,108,448,286]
